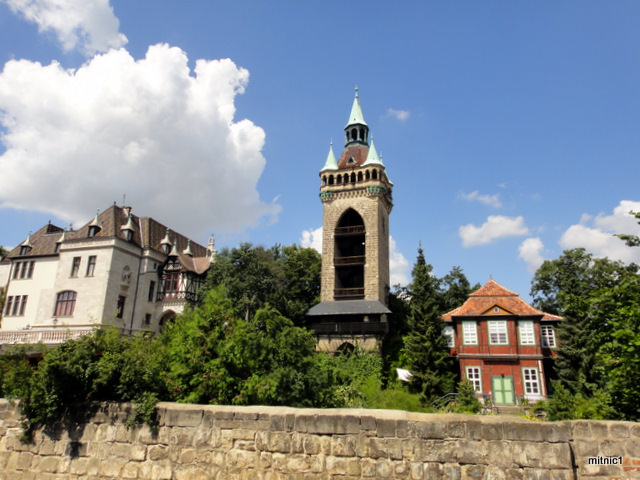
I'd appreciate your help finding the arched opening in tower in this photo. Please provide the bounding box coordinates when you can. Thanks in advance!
[334,208,365,300]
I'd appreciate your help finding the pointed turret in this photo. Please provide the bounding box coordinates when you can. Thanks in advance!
[320,141,338,172]
[183,239,193,257]
[362,136,384,167]
[88,209,102,237]
[344,86,369,146]
[121,214,136,239]
[161,228,172,255]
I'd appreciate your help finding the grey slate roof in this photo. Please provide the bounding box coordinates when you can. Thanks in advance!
[306,300,391,316]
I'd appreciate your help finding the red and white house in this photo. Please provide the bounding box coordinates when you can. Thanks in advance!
[442,278,561,406]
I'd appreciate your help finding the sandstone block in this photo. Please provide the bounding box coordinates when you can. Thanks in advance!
[149,445,169,461]
[326,455,347,475]
[162,407,203,428]
[331,435,356,457]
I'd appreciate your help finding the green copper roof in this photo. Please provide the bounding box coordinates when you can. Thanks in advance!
[362,136,384,167]
[320,141,338,172]
[344,86,368,128]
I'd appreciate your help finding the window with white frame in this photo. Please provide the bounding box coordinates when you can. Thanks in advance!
[488,320,508,345]
[522,368,540,396]
[519,320,535,345]
[540,325,556,347]
[442,326,455,348]
[462,321,478,345]
[465,366,482,392]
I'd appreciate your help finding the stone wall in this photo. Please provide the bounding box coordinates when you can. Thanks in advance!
[0,399,638,479]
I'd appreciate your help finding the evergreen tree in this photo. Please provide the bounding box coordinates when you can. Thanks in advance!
[440,266,477,312]
[402,247,455,405]
[530,248,638,397]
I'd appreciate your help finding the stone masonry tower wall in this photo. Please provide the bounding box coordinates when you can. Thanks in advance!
[307,89,393,352]
[320,181,391,304]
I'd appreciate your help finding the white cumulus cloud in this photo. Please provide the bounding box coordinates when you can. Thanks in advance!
[0,44,280,239]
[3,0,127,55]
[385,108,410,122]
[300,228,410,287]
[518,237,545,272]
[301,226,323,253]
[460,190,502,208]
[459,215,529,247]
[560,200,640,264]
[389,236,410,286]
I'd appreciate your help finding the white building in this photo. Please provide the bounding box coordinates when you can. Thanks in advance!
[0,204,214,346]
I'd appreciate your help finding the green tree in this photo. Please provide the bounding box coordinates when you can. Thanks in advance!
[530,248,638,397]
[594,273,640,420]
[20,328,167,433]
[203,243,320,325]
[275,245,321,325]
[162,286,320,406]
[204,243,282,321]
[452,380,482,414]
[616,210,640,247]
[440,266,476,312]
[402,248,455,404]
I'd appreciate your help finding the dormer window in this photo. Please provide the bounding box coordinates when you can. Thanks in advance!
[161,228,172,255]
[20,245,30,256]
[120,214,136,242]
[88,210,102,237]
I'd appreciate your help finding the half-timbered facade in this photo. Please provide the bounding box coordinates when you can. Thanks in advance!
[0,205,215,346]
[442,278,561,406]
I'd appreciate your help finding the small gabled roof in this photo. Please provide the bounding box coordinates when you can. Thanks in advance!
[442,278,562,322]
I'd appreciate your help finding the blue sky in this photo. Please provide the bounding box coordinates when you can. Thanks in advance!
[1,1,639,300]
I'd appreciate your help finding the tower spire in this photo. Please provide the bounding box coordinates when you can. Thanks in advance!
[344,86,369,146]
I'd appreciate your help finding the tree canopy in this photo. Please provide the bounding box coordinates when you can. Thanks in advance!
[203,243,320,325]
[531,248,640,420]
[401,248,457,404]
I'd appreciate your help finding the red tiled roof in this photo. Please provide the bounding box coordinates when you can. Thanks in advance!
[442,278,562,322]
[337,145,369,169]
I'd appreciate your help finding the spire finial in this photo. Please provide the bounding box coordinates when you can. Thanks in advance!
[354,85,359,97]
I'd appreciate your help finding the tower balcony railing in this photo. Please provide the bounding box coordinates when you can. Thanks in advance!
[334,225,365,236]
[334,255,365,266]
[334,287,365,300]
[309,321,388,335]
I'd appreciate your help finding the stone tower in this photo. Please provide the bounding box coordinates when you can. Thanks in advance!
[307,88,393,352]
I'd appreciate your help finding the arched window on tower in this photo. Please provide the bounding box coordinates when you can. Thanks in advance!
[372,169,378,180]
[333,208,365,300]
[329,175,334,185]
